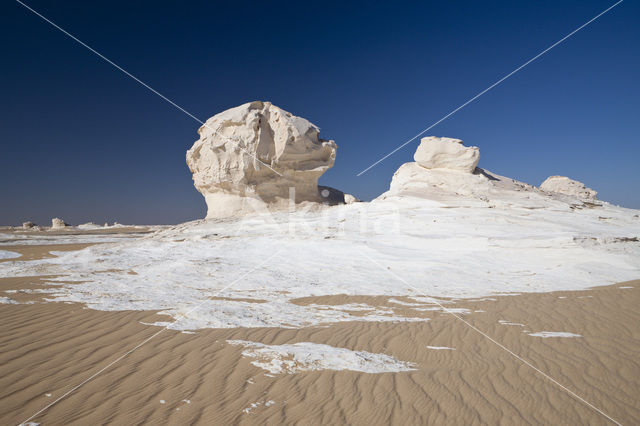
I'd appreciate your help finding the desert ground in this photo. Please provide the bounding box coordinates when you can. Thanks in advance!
[1,238,638,425]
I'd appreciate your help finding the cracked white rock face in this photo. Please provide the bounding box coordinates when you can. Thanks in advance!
[540,176,598,201]
[414,136,480,173]
[186,101,337,218]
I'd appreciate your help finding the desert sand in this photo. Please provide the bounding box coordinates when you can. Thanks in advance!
[1,243,638,425]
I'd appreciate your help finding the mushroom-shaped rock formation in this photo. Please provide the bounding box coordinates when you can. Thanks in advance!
[414,137,479,173]
[186,101,339,218]
[540,176,597,201]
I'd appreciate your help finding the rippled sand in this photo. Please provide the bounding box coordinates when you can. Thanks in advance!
[0,244,638,425]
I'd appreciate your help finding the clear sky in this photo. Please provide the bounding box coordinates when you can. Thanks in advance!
[1,0,639,225]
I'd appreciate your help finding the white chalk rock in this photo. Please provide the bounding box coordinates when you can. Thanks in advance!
[378,137,572,210]
[385,162,491,200]
[414,137,479,173]
[540,176,597,201]
[186,101,338,218]
[344,194,360,204]
[51,218,68,229]
[379,162,573,210]
[77,222,101,230]
[22,221,37,230]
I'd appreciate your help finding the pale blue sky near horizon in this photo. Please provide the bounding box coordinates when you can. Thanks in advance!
[1,0,639,225]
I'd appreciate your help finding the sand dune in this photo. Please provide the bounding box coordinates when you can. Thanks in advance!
[1,268,638,424]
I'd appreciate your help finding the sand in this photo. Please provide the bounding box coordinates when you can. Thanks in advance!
[0,244,638,425]
[1,226,151,238]
[0,244,97,262]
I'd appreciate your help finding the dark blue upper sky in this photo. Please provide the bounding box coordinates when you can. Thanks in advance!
[1,0,639,225]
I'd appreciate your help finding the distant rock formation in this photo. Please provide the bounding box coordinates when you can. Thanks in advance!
[22,221,37,230]
[78,222,101,230]
[316,185,360,205]
[186,101,339,218]
[378,136,599,210]
[344,194,360,204]
[414,137,479,173]
[540,176,597,201]
[51,218,68,229]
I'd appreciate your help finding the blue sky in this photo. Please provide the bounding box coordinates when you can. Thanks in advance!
[1,0,638,225]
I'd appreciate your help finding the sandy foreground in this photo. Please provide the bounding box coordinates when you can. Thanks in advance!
[0,243,638,425]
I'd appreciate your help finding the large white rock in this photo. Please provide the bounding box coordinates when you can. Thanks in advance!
[186,101,338,218]
[414,137,479,173]
[540,176,598,201]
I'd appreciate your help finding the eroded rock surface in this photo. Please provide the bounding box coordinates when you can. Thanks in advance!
[186,101,338,218]
[414,137,479,173]
[378,136,599,210]
[540,176,598,201]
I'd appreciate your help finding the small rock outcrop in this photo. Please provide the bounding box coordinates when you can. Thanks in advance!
[22,221,37,230]
[186,101,338,218]
[344,194,360,204]
[78,222,100,230]
[378,136,587,210]
[51,218,68,229]
[540,176,597,201]
[379,136,604,211]
[381,137,491,201]
[316,186,360,205]
[414,137,479,173]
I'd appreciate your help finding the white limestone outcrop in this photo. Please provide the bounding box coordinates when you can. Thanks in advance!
[413,137,479,173]
[186,101,338,218]
[378,136,597,210]
[344,194,360,204]
[51,218,68,229]
[78,222,101,230]
[540,176,598,201]
[381,136,499,204]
